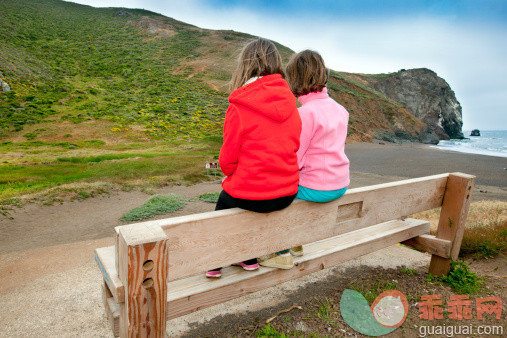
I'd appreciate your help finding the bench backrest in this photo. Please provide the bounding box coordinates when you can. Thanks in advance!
[112,172,474,337]
[116,173,449,281]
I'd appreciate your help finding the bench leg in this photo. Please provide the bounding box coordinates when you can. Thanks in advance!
[429,173,474,276]
[117,224,169,337]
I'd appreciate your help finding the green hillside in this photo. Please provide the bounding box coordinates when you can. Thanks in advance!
[0,0,427,207]
[0,0,234,138]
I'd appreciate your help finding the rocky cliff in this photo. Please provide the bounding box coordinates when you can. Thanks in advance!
[360,68,464,140]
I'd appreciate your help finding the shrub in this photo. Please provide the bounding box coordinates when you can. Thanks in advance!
[256,324,286,338]
[23,132,37,140]
[120,194,185,222]
[198,192,219,203]
[400,266,416,275]
[441,261,485,294]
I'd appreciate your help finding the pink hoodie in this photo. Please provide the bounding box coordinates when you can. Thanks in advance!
[296,87,350,190]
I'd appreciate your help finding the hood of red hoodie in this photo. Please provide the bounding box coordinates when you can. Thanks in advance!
[228,74,296,122]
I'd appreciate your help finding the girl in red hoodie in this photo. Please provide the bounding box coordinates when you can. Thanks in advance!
[206,38,302,278]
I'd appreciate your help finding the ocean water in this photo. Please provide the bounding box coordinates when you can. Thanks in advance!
[432,130,507,158]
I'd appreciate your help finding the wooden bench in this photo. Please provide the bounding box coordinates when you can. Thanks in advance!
[95,172,474,337]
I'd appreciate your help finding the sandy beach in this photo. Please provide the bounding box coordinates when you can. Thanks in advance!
[0,142,505,337]
[347,142,507,200]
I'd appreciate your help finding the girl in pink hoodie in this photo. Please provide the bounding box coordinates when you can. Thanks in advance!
[286,50,350,255]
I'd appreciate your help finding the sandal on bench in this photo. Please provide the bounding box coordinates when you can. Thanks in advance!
[232,259,259,271]
[207,259,259,278]
[205,268,222,278]
[259,252,294,269]
[290,245,304,257]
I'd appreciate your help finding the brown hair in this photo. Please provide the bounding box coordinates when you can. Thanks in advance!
[229,38,284,91]
[286,50,329,97]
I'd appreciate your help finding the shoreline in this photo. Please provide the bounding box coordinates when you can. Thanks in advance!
[430,143,506,159]
[346,142,507,190]
[430,147,507,159]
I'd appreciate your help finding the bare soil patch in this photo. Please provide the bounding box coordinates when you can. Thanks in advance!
[0,181,222,255]
[181,257,506,337]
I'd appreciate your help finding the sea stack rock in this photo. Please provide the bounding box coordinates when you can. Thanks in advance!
[470,129,480,136]
[365,68,464,140]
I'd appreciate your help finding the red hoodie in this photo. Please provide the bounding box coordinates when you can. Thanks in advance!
[220,74,301,200]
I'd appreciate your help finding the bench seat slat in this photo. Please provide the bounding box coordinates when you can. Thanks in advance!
[164,218,429,319]
[103,217,429,336]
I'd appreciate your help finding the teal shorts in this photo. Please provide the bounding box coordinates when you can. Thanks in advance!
[296,185,348,203]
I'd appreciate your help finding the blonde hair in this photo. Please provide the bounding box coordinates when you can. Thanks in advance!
[286,50,329,97]
[230,38,284,91]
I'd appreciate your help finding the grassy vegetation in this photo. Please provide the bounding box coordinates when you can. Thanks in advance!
[118,191,219,222]
[198,192,220,203]
[442,261,485,294]
[400,266,417,275]
[0,0,236,205]
[330,71,403,108]
[412,201,507,259]
[0,0,432,204]
[256,323,287,337]
[0,0,230,138]
[427,260,485,294]
[120,194,186,222]
[0,147,216,200]
[315,297,336,324]
[460,222,506,258]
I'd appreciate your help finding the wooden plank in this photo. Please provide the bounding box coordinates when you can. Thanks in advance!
[107,297,120,337]
[164,218,430,319]
[402,234,451,258]
[105,218,429,327]
[115,174,446,281]
[102,283,120,337]
[429,173,475,276]
[95,246,124,303]
[117,223,169,338]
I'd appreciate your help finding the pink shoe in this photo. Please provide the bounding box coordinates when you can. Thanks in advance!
[205,269,222,278]
[233,259,259,271]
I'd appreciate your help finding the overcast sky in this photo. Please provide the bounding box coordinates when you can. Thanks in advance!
[70,0,507,131]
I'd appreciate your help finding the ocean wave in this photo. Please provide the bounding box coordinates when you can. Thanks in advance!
[431,130,507,158]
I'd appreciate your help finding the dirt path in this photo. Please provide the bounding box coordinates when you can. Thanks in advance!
[0,172,413,255]
[0,181,223,255]
[0,164,505,337]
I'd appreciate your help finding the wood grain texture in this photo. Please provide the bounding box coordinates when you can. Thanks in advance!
[429,173,475,275]
[126,174,446,281]
[97,173,481,337]
[164,218,429,319]
[117,224,169,338]
[105,218,429,334]
[97,173,449,296]
[402,234,451,258]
